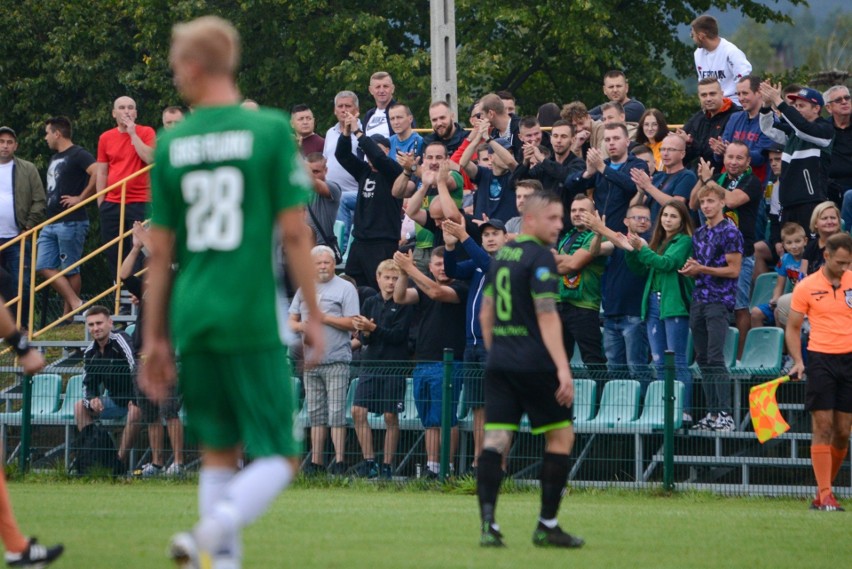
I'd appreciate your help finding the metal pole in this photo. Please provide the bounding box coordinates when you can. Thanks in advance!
[663,350,675,492]
[430,0,458,116]
[19,374,32,475]
[439,348,454,481]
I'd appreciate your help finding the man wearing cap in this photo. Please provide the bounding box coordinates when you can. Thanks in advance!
[0,126,46,320]
[335,111,405,290]
[759,83,834,231]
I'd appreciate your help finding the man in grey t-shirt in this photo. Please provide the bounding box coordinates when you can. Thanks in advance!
[289,246,359,474]
[305,153,342,247]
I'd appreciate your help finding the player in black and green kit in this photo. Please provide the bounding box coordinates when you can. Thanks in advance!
[140,16,325,569]
[477,192,585,549]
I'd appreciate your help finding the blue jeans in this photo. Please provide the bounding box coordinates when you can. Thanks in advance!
[36,220,90,275]
[413,362,463,428]
[336,191,358,252]
[841,189,852,233]
[603,315,650,383]
[647,293,693,413]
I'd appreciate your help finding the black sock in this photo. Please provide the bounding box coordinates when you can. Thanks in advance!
[540,452,570,521]
[477,449,504,524]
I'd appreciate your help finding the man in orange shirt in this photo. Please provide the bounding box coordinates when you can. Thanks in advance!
[95,96,155,277]
[787,232,852,511]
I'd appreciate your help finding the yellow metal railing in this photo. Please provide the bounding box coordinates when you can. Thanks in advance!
[0,164,153,342]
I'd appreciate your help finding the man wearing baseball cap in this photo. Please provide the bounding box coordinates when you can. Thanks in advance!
[0,126,46,322]
[758,83,834,231]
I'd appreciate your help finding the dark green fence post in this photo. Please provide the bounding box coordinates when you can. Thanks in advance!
[440,348,454,481]
[19,374,32,475]
[663,351,675,492]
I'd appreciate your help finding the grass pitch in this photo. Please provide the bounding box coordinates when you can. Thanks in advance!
[8,479,849,568]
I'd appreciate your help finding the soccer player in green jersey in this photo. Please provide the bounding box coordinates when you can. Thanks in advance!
[140,16,324,569]
[477,192,585,549]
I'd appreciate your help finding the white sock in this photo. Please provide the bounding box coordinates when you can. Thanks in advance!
[197,458,292,558]
[199,467,236,519]
[539,517,558,529]
[427,461,439,473]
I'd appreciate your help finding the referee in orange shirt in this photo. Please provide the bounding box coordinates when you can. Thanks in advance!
[786,232,852,511]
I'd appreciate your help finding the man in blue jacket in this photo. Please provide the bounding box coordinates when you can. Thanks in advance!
[444,217,508,473]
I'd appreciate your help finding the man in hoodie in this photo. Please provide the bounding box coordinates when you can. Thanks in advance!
[710,75,774,183]
[759,83,834,232]
[335,113,405,291]
[679,78,742,169]
[444,216,508,473]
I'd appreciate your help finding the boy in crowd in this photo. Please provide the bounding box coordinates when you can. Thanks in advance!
[679,184,743,432]
[351,260,414,479]
[750,222,808,328]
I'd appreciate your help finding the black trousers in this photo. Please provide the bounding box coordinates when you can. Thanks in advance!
[99,201,148,280]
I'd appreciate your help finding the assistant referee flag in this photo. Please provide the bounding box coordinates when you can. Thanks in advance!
[749,376,791,443]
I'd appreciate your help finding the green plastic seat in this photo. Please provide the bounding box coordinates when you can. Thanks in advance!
[572,379,596,425]
[0,374,63,424]
[630,380,684,430]
[749,272,778,310]
[586,379,641,428]
[732,327,784,377]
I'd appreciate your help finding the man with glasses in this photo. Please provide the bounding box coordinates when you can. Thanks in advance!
[824,86,852,230]
[630,134,697,224]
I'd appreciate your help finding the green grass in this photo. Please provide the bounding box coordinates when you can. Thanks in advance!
[7,479,850,568]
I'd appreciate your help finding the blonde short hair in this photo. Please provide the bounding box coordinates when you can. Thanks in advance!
[171,16,240,75]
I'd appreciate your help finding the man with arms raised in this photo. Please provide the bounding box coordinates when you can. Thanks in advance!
[141,16,324,568]
[477,191,584,549]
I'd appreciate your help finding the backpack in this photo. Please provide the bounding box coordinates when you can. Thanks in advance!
[74,423,123,476]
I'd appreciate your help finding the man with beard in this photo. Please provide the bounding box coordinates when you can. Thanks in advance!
[423,101,467,155]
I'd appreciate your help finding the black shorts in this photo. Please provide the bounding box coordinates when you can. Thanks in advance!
[484,368,573,434]
[344,240,399,290]
[136,385,183,423]
[353,372,406,415]
[805,351,852,413]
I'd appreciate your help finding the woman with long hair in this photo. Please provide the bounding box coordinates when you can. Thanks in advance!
[635,108,669,170]
[625,199,695,419]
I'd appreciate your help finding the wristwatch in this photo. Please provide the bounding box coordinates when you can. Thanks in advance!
[5,330,31,356]
[408,164,417,174]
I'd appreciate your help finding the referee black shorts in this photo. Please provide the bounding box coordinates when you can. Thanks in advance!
[805,351,852,413]
[484,368,573,435]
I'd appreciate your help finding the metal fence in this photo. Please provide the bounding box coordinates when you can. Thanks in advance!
[0,349,847,498]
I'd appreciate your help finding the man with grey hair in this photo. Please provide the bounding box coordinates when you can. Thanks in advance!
[289,245,359,476]
[323,91,361,247]
[824,85,852,230]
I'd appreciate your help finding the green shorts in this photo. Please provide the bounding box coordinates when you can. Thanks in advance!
[179,347,302,458]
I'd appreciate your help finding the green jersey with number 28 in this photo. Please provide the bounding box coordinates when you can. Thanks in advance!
[151,105,312,355]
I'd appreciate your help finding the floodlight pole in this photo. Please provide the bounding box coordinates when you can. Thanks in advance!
[430,0,458,117]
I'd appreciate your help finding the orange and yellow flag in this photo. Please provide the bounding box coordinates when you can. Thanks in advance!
[749,376,791,443]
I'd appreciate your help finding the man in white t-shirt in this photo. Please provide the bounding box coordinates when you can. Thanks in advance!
[690,15,752,106]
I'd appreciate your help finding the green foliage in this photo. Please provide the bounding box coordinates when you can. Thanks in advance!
[0,0,803,161]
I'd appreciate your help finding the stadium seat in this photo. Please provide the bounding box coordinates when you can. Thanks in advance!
[333,220,345,250]
[124,323,136,337]
[341,228,355,265]
[586,379,641,428]
[749,272,778,310]
[732,327,784,377]
[572,379,596,424]
[51,374,85,422]
[0,374,63,424]
[344,378,359,426]
[630,380,684,430]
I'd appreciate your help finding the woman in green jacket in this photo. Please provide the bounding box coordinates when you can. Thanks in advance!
[625,200,695,418]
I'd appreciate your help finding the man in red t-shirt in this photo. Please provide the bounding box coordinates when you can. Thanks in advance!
[96,96,155,277]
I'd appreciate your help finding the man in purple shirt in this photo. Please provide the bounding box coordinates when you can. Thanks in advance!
[679,183,743,432]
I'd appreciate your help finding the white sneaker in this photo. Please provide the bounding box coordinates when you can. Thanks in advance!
[165,463,185,477]
[714,412,735,432]
[691,413,715,430]
[137,463,163,477]
[169,532,211,569]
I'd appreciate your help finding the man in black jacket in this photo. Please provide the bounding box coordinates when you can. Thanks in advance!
[758,83,835,231]
[679,78,742,169]
[423,101,467,155]
[563,122,648,234]
[335,113,405,290]
[74,305,141,467]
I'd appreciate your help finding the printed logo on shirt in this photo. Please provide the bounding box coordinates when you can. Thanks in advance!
[845,289,852,309]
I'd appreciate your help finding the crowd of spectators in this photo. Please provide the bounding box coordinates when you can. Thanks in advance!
[2,14,850,479]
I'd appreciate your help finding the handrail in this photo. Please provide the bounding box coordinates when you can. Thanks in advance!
[2,164,153,340]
